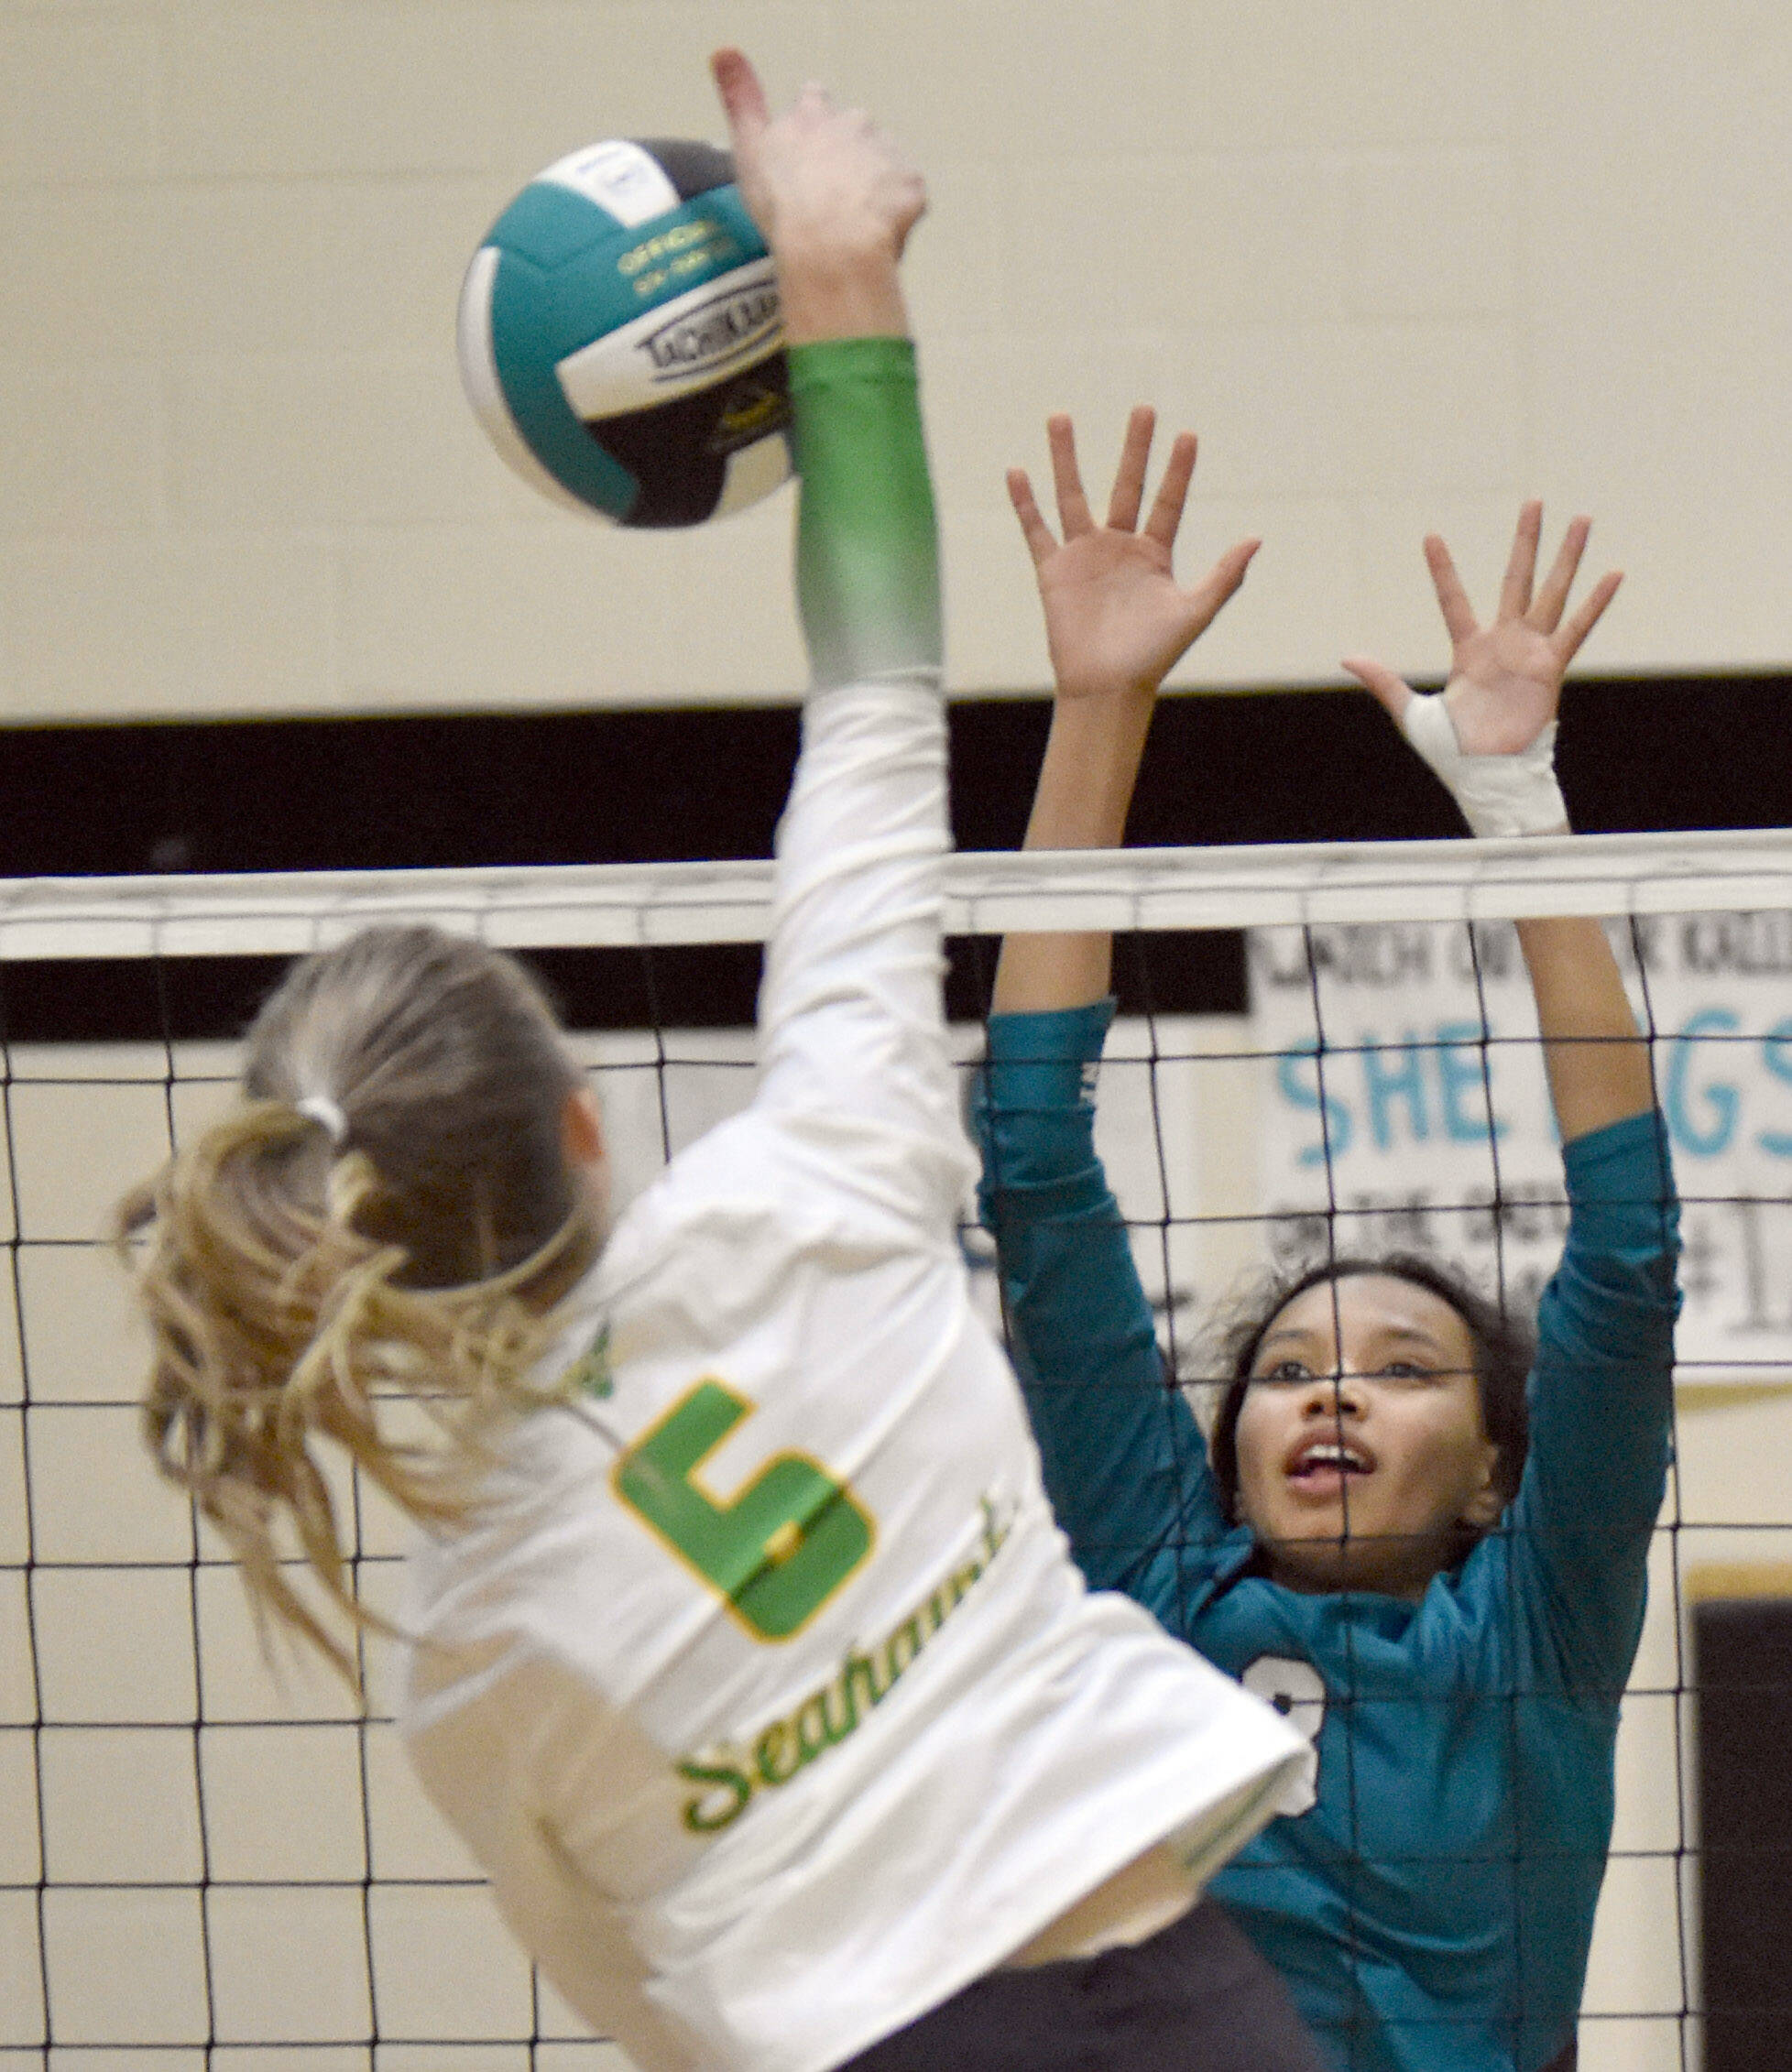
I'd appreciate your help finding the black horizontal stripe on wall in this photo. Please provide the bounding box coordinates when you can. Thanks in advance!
[0,674,1781,1041]
[0,931,1246,1044]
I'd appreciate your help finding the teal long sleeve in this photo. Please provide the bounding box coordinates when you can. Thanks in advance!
[975,1002,1682,2072]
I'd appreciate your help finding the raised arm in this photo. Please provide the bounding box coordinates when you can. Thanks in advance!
[991,408,1257,1013]
[714,49,934,685]
[1347,506,1677,1681]
[715,59,967,1222]
[978,413,1257,1598]
[1342,501,1651,1140]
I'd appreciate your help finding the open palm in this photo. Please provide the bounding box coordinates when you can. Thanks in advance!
[1010,408,1258,703]
[1345,502,1622,756]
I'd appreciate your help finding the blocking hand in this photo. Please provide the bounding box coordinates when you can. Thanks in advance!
[711,49,924,274]
[1009,407,1259,703]
[1344,502,1622,758]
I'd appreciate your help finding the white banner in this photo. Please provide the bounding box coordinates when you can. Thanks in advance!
[1249,915,1792,1385]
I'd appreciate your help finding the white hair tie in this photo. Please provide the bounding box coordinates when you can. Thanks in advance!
[296,1093,349,1145]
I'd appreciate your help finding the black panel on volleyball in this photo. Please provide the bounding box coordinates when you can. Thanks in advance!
[589,357,792,528]
[631,137,735,199]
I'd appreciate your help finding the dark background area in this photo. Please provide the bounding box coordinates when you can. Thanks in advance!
[5,674,1784,876]
[1696,1597,1792,2070]
[1,671,1783,1041]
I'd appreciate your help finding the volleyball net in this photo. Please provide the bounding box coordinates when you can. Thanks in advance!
[4,828,1790,2069]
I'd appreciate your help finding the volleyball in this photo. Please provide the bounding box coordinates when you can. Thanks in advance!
[458,137,792,527]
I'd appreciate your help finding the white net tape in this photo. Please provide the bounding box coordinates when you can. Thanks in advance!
[0,826,1786,957]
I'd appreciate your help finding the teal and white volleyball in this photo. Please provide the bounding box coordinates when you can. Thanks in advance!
[458,138,792,527]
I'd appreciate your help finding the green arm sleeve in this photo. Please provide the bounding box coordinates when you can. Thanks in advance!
[788,338,943,693]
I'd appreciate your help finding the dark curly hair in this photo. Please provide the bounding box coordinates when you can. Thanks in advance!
[1207,1252,1536,1560]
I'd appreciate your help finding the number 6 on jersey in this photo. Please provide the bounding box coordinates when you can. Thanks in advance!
[614,1381,875,1641]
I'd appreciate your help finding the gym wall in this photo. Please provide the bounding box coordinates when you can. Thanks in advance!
[0,0,1787,721]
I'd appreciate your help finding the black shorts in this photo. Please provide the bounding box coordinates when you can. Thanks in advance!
[835,1897,1328,2072]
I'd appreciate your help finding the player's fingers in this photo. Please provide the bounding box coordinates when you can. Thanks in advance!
[1046,413,1095,539]
[1341,656,1416,725]
[1105,406,1156,532]
[710,49,770,150]
[1007,467,1058,573]
[1497,499,1543,620]
[1530,514,1591,632]
[1182,534,1259,630]
[1553,568,1623,665]
[1143,431,1199,553]
[1424,536,1479,647]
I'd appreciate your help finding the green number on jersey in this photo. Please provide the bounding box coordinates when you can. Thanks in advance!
[614,1381,874,1641]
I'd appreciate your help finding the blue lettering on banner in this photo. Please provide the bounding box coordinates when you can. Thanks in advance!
[1277,1041,1350,1167]
[1270,1010,1792,1167]
[1757,1017,1792,1158]
[1666,1008,1741,1157]
[1279,1024,1518,1164]
[1362,1035,1429,1151]
[1434,1020,1506,1144]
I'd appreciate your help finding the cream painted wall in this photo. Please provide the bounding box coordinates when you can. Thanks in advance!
[1,0,1788,720]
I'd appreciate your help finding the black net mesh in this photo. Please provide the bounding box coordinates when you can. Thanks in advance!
[0,847,1787,2068]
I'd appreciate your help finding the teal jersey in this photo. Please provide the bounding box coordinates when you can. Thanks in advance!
[974,1001,1680,2072]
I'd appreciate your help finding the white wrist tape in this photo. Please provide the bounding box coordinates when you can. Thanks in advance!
[1400,692,1568,839]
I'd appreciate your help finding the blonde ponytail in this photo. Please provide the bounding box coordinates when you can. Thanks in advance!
[120,927,599,1689]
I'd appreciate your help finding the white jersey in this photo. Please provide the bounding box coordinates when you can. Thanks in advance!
[399,671,1312,2072]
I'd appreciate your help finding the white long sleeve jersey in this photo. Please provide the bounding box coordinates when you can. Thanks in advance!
[399,671,1312,2072]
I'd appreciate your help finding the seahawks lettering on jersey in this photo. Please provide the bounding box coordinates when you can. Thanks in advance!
[677,1495,1015,1832]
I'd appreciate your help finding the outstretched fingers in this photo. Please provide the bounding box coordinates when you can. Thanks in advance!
[1143,431,1198,554]
[1104,406,1156,532]
[1183,535,1260,632]
[1424,535,1479,648]
[1530,513,1591,632]
[1007,466,1057,573]
[1497,499,1543,620]
[1045,412,1094,540]
[710,48,770,153]
[1554,567,1623,664]
[1341,654,1416,726]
